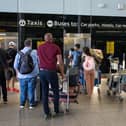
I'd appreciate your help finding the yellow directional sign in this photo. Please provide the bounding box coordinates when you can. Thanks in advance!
[37,41,45,48]
[106,41,114,54]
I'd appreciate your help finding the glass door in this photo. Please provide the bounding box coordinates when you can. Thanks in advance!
[0,32,18,49]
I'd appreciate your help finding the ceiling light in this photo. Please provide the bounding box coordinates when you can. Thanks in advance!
[98,3,106,8]
[117,3,125,10]
[0,33,6,36]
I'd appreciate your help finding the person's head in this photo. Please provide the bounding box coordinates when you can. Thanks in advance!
[24,39,32,47]
[44,33,53,42]
[74,43,80,50]
[83,47,91,56]
[8,41,16,48]
[70,48,74,52]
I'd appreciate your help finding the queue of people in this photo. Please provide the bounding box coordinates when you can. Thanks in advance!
[0,32,103,120]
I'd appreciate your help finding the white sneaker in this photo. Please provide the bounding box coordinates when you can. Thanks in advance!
[20,106,24,109]
[29,106,34,110]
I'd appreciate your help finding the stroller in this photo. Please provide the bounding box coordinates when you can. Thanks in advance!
[48,67,80,112]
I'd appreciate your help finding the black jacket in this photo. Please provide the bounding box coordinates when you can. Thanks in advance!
[6,48,17,68]
[0,48,8,69]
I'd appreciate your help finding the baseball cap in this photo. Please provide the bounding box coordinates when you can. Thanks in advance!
[9,41,16,46]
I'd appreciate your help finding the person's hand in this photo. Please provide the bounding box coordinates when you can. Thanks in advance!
[60,73,65,80]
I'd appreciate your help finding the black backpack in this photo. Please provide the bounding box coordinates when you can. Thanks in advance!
[18,49,34,74]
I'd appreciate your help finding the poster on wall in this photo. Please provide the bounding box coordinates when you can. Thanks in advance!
[106,41,114,54]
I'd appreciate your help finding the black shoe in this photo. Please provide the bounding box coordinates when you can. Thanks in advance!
[3,100,8,104]
[52,111,64,117]
[43,113,52,120]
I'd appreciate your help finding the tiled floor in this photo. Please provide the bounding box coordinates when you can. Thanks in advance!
[1,78,126,126]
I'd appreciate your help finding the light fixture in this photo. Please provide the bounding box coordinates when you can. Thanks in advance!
[117,3,125,10]
[0,33,6,36]
[98,3,106,8]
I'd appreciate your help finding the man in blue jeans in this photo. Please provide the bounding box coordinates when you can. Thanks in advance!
[14,39,39,109]
[38,33,64,119]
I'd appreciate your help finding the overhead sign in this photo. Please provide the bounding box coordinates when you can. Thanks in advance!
[47,20,53,27]
[18,18,126,29]
[19,19,26,27]
[19,19,43,27]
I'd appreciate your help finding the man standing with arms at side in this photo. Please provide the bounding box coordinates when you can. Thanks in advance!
[0,43,8,104]
[14,39,39,109]
[37,33,64,119]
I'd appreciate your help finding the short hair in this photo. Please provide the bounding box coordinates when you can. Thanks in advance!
[70,48,74,51]
[83,47,91,56]
[24,39,32,47]
[75,43,80,49]
[44,33,53,42]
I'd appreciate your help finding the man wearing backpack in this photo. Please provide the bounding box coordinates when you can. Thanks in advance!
[14,39,39,109]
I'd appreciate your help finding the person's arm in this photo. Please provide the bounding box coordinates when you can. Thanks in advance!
[32,50,39,75]
[13,53,20,77]
[57,54,64,79]
[68,50,73,59]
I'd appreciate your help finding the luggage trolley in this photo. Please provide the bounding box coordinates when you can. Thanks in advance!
[48,67,79,113]
[48,73,70,113]
[107,57,120,97]
[109,57,119,73]
[107,70,126,101]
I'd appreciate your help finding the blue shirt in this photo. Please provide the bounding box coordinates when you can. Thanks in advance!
[71,50,82,67]
[14,47,39,79]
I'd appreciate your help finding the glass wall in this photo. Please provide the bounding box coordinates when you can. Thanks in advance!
[0,32,18,49]
[0,13,18,50]
[62,0,126,72]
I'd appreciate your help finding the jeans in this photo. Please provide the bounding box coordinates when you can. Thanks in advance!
[0,69,7,101]
[19,77,36,106]
[40,70,59,115]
